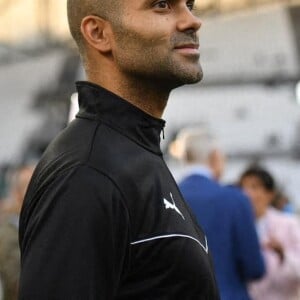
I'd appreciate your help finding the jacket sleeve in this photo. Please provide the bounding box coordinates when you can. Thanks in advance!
[19,165,131,300]
[231,190,265,280]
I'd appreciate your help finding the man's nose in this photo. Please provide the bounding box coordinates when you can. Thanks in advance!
[176,8,202,32]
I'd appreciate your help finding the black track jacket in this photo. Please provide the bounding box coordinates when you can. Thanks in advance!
[19,82,220,300]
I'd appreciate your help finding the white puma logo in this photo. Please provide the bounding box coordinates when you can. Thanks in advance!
[163,193,185,220]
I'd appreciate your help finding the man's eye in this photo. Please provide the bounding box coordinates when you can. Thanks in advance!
[153,1,171,9]
[187,1,195,11]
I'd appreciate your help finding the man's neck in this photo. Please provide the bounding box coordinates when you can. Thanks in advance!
[87,73,170,119]
[185,164,214,180]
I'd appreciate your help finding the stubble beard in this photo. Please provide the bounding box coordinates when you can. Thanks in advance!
[115,46,203,92]
[168,57,203,87]
[138,49,204,90]
[168,31,203,86]
[112,25,203,91]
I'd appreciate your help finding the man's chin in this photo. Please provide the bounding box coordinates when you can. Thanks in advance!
[189,70,203,84]
[176,67,203,86]
[150,63,203,89]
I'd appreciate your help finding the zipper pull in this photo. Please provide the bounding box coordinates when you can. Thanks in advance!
[162,128,165,140]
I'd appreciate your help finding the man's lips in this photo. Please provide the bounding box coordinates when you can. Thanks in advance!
[174,44,200,55]
[174,43,199,50]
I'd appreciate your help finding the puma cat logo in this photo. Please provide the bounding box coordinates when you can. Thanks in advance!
[163,193,185,220]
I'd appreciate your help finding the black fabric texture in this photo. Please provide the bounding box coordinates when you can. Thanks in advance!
[19,82,220,300]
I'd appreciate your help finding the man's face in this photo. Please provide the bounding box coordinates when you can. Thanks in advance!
[110,0,203,88]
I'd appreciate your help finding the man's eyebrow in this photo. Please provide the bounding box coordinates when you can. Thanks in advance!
[139,0,156,9]
[140,0,176,9]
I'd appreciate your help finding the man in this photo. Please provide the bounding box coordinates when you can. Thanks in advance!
[174,128,265,300]
[19,1,220,299]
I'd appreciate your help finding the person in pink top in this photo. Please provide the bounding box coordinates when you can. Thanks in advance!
[239,166,300,300]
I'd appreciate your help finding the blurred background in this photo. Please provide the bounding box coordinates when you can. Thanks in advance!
[0,0,300,210]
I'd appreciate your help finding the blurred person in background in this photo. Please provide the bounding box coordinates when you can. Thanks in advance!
[271,189,295,214]
[239,166,300,300]
[0,163,35,300]
[0,165,12,205]
[18,0,220,299]
[170,127,265,300]
[0,164,35,225]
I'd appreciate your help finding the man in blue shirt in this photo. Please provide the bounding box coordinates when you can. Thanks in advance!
[174,127,265,300]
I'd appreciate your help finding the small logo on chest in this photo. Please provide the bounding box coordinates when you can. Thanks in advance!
[163,193,185,220]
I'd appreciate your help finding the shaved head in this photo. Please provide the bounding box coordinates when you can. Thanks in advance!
[67,0,202,96]
[67,0,120,55]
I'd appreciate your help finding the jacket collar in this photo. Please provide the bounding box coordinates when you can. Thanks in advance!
[76,81,165,155]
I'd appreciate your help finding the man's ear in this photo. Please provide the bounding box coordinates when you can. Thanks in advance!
[81,16,112,53]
